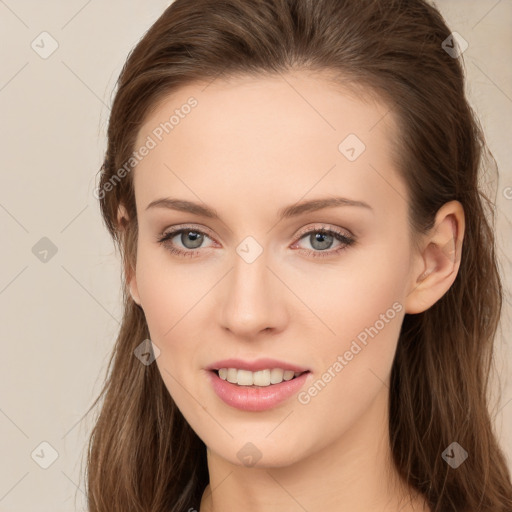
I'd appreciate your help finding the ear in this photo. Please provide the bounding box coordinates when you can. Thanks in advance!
[117,204,141,307]
[404,200,465,314]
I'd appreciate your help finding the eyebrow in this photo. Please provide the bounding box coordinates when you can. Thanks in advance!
[145,196,373,220]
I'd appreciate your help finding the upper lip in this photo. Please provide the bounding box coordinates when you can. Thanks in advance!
[206,358,310,373]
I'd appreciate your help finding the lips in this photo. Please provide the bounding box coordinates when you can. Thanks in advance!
[207,369,311,411]
[205,357,310,373]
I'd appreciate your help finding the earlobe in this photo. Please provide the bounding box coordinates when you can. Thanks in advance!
[126,258,142,306]
[117,204,130,230]
[129,278,142,306]
[117,203,142,307]
[405,201,465,314]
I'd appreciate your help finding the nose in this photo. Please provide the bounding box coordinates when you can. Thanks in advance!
[218,252,288,339]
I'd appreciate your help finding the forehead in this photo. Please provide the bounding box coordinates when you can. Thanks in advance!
[132,71,407,219]
[136,71,395,151]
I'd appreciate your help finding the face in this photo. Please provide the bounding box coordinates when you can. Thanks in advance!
[127,71,419,467]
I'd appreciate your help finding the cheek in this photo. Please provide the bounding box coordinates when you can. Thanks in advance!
[294,296,403,454]
[135,247,208,336]
[297,243,408,346]
[312,272,404,392]
[294,244,407,413]
[135,254,206,415]
[134,249,215,384]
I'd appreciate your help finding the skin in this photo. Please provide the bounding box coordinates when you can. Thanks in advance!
[118,70,464,512]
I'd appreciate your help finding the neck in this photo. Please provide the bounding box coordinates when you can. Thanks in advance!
[199,385,430,512]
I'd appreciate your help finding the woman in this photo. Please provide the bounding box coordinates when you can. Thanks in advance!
[87,0,512,510]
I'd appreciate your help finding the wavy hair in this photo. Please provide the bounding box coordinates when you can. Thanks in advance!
[85,0,512,510]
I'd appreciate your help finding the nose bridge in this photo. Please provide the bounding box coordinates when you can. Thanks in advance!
[219,245,284,335]
[231,248,272,311]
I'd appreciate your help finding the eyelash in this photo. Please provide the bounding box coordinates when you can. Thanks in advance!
[156,224,355,259]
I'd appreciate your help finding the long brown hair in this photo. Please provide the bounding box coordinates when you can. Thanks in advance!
[85,0,512,510]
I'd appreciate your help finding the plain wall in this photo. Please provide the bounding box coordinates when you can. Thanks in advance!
[0,1,511,510]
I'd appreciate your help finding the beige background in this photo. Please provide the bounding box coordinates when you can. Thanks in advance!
[0,1,510,510]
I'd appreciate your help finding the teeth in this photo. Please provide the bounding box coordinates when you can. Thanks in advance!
[270,368,284,384]
[217,368,304,386]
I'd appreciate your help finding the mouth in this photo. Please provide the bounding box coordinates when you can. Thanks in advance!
[210,368,310,387]
[207,368,312,411]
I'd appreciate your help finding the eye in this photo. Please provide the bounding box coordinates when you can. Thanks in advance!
[156,223,356,259]
[156,226,215,258]
[291,225,355,258]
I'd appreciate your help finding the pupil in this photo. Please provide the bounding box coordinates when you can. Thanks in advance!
[182,231,203,249]
[311,232,333,250]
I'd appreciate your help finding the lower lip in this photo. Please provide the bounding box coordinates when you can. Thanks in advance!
[207,370,311,412]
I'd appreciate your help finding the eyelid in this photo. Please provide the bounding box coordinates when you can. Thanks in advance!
[158,223,216,240]
[292,223,354,242]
